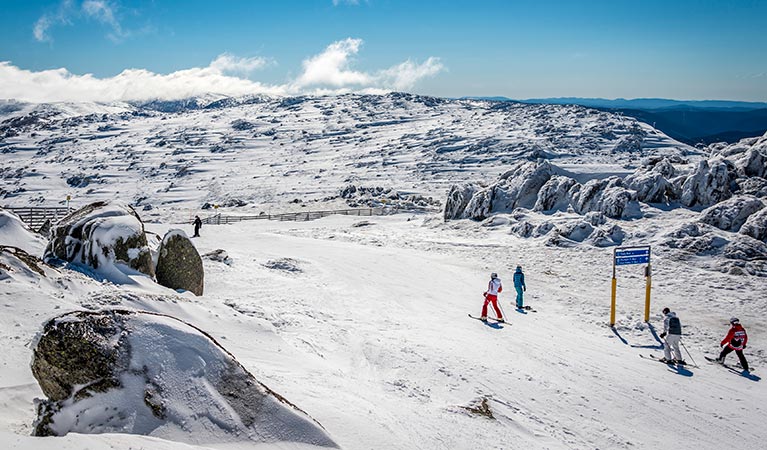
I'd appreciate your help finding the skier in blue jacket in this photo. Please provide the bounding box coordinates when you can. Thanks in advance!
[513,265,526,309]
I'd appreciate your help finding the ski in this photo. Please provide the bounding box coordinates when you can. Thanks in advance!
[514,305,537,313]
[639,354,687,365]
[704,356,753,373]
[468,314,508,325]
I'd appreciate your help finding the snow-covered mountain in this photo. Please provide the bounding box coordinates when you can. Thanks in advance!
[1,93,695,215]
[2,93,766,450]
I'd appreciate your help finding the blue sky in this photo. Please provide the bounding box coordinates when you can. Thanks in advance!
[1,0,766,102]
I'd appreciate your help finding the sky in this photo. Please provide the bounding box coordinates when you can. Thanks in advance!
[0,0,766,103]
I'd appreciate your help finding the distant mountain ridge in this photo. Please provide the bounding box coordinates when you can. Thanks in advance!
[463,96,767,145]
[467,96,767,110]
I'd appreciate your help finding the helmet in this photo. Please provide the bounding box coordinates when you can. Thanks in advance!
[730,317,740,324]
[490,272,498,279]
[662,307,670,315]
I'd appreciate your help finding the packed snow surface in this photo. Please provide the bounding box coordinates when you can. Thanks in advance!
[2,213,766,449]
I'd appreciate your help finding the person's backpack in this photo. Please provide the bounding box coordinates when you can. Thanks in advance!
[668,316,682,335]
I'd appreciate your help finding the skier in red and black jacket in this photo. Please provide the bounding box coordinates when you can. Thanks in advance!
[717,317,749,372]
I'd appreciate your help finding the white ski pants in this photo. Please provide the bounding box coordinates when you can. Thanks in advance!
[663,334,682,361]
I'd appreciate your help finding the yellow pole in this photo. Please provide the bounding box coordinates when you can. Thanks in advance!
[610,277,617,326]
[644,265,652,322]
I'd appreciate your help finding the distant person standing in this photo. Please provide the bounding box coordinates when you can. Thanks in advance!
[193,215,202,238]
[659,307,684,364]
[480,273,504,323]
[718,318,749,371]
[513,265,526,309]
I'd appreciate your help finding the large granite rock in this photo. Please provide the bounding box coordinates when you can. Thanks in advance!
[155,229,204,296]
[31,310,337,447]
[698,195,765,232]
[43,201,154,276]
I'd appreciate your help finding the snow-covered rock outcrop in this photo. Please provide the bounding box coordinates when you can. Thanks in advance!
[680,159,733,207]
[533,175,578,212]
[740,208,767,242]
[44,201,154,277]
[624,159,677,203]
[698,195,765,232]
[31,309,338,447]
[444,184,480,220]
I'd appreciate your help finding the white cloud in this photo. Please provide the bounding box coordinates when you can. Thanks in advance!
[0,39,445,103]
[32,0,75,42]
[81,0,125,41]
[33,16,53,42]
[332,0,360,5]
[294,38,371,88]
[209,53,273,75]
[32,0,131,43]
[377,57,445,91]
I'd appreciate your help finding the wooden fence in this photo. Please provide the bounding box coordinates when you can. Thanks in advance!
[201,207,393,225]
[3,206,71,230]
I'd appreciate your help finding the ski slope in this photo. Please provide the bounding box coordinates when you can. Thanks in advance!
[2,212,764,449]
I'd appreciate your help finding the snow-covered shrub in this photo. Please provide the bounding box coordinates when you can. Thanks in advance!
[31,310,337,447]
[698,195,765,232]
[44,201,154,276]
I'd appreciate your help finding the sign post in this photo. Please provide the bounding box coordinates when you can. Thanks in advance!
[610,246,652,326]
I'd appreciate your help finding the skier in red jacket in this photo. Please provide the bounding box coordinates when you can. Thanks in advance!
[480,272,505,323]
[717,317,749,371]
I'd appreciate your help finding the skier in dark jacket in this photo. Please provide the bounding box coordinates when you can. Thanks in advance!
[659,307,684,364]
[513,265,526,309]
[718,318,749,371]
[193,216,202,237]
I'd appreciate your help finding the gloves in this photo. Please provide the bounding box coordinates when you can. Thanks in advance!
[523,286,526,292]
[660,332,667,338]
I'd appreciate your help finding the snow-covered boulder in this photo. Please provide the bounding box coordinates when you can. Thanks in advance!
[462,186,494,220]
[202,249,233,265]
[590,224,626,247]
[492,160,554,212]
[571,177,637,219]
[736,177,767,198]
[443,183,479,220]
[698,195,765,232]
[155,230,204,295]
[31,310,338,447]
[0,208,47,256]
[734,142,767,178]
[680,159,733,207]
[44,201,154,276]
[662,222,729,254]
[533,175,578,212]
[625,160,676,203]
[556,221,594,242]
[740,208,767,242]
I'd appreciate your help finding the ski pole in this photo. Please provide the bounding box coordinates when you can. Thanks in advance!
[680,340,698,368]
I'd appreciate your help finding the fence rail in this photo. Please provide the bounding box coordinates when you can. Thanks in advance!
[201,207,394,225]
[4,206,71,230]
